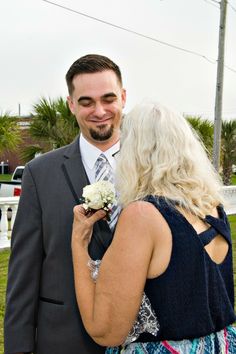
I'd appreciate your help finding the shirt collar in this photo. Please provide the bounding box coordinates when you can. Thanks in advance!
[80,134,120,169]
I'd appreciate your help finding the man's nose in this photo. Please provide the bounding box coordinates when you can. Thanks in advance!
[94,102,106,117]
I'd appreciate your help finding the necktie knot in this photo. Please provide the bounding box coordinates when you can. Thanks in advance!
[95,154,106,166]
[97,153,107,163]
[95,154,113,183]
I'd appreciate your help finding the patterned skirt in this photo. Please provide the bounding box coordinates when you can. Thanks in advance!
[105,326,236,354]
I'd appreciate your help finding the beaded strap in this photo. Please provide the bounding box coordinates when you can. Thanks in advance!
[87,259,101,282]
[87,258,160,345]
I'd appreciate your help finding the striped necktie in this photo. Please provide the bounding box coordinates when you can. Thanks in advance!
[95,154,119,231]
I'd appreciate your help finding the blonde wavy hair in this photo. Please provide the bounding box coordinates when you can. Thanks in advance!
[116,101,224,218]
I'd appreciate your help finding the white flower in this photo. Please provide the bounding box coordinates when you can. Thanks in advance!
[82,180,117,211]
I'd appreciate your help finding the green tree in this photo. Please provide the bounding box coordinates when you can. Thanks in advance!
[187,116,236,185]
[186,116,214,155]
[22,97,80,162]
[221,120,236,185]
[0,113,22,153]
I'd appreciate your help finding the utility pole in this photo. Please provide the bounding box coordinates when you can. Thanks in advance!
[18,103,21,117]
[213,0,228,171]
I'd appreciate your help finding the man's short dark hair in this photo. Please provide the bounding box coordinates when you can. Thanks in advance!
[66,54,123,95]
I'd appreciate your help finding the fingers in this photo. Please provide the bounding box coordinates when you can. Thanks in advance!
[89,209,107,224]
[73,205,86,216]
[73,205,106,224]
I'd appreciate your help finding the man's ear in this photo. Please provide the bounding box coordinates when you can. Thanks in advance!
[121,89,126,108]
[67,96,75,114]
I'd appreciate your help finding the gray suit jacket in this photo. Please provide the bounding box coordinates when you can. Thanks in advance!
[4,136,113,354]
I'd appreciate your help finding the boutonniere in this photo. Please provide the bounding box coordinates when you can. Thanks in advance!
[81,180,117,220]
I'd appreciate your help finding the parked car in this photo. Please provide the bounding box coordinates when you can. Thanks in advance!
[0,166,25,221]
[0,166,24,198]
[11,166,25,182]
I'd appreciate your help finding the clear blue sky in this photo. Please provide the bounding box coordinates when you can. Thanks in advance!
[0,0,236,119]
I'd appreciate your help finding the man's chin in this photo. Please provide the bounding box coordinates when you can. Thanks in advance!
[90,126,113,142]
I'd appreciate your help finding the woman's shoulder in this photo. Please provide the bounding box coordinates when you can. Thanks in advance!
[121,200,159,218]
[119,199,168,231]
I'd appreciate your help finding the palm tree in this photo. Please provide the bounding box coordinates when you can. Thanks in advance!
[0,113,22,153]
[22,97,80,162]
[186,116,214,156]
[31,97,80,148]
[20,145,44,163]
[221,120,236,185]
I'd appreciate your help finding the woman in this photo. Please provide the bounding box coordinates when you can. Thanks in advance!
[71,102,236,353]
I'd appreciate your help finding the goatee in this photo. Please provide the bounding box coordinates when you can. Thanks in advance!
[90,125,114,141]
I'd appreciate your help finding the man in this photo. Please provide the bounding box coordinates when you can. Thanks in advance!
[4,54,126,354]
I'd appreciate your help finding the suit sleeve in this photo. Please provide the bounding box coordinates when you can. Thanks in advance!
[4,164,43,354]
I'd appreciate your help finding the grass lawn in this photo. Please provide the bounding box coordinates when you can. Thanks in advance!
[0,250,9,354]
[229,215,236,239]
[0,175,12,182]
[231,174,236,185]
[0,217,236,353]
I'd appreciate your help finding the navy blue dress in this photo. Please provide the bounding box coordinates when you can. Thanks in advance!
[106,196,236,353]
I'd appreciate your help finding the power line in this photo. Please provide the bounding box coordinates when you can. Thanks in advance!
[203,0,236,13]
[228,1,236,12]
[41,0,236,74]
[203,0,220,9]
[225,65,236,73]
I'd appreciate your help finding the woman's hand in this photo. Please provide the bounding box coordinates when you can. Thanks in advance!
[72,205,106,250]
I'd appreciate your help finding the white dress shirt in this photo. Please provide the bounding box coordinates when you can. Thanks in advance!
[79,134,120,183]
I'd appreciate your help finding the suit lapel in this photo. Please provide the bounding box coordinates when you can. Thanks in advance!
[62,135,113,259]
[62,136,89,203]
